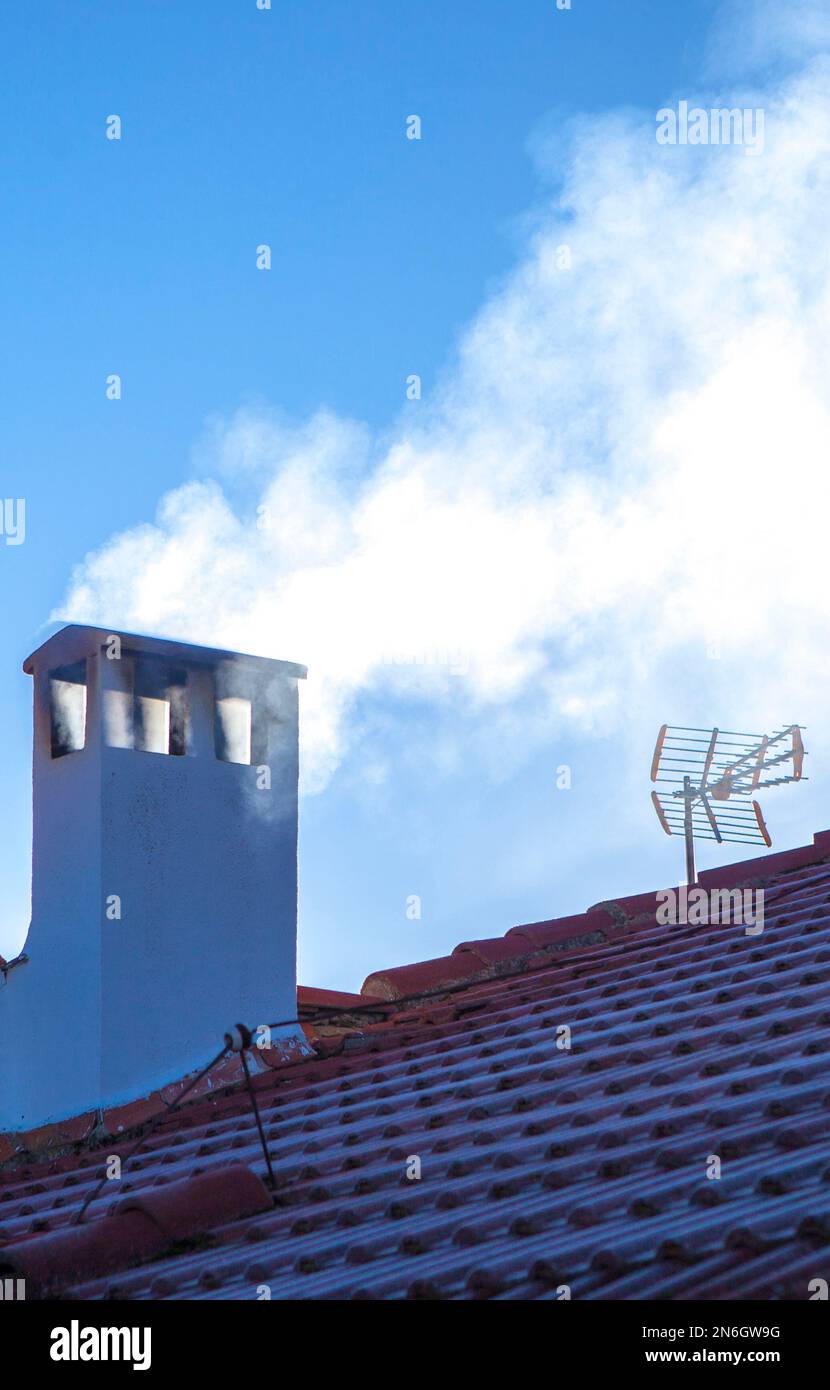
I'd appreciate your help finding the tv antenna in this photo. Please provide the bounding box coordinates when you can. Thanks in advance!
[650,724,806,884]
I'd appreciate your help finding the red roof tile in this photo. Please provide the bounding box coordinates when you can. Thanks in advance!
[2,1165,271,1297]
[297,986,369,1013]
[361,953,490,1001]
[505,908,615,951]
[2,831,830,1300]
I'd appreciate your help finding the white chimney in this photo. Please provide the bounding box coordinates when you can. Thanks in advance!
[0,625,310,1134]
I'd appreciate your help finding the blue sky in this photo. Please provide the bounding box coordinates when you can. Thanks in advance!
[3,0,830,989]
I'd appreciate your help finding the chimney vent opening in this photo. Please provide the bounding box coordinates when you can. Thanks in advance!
[216,696,253,765]
[135,694,171,754]
[49,661,87,757]
[168,682,188,755]
[130,660,188,756]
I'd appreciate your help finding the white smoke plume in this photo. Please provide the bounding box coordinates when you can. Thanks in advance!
[59,11,830,811]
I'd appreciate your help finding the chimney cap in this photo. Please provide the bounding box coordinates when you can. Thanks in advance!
[23,623,307,680]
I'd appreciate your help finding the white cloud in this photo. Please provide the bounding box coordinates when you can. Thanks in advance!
[706,0,830,80]
[59,9,830,800]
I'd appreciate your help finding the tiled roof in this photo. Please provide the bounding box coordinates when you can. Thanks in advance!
[2,832,830,1300]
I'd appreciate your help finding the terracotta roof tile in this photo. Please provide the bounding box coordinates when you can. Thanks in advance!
[2,831,830,1299]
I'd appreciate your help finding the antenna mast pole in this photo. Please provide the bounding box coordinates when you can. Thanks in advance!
[683,776,696,886]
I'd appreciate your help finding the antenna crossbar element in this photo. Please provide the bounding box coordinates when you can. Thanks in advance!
[650,724,806,884]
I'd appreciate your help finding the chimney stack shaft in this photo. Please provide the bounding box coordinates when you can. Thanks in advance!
[0,625,310,1133]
